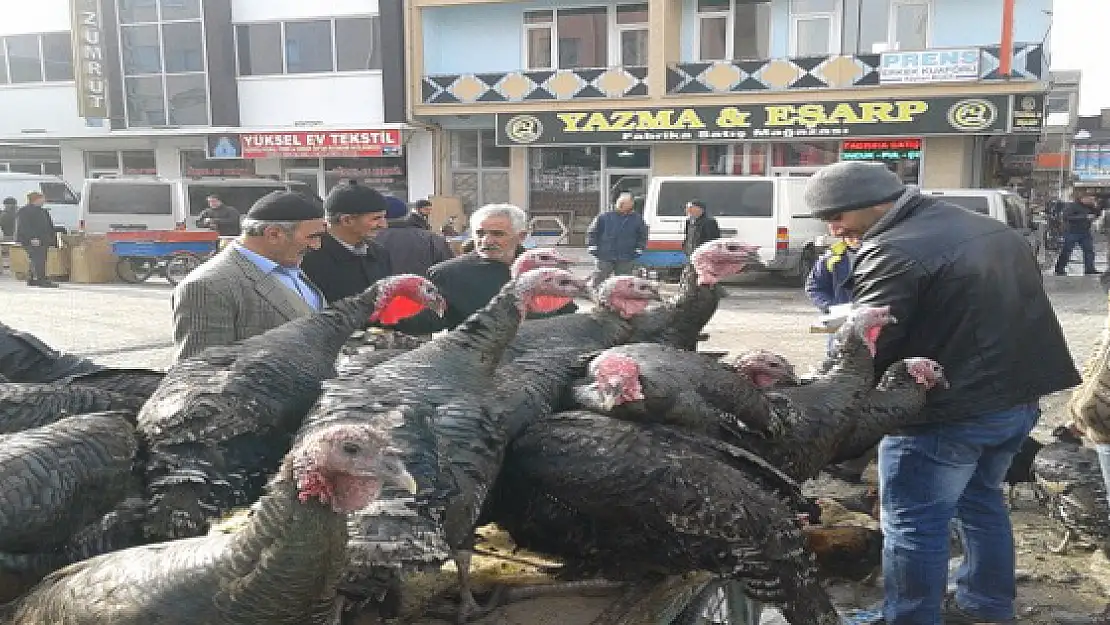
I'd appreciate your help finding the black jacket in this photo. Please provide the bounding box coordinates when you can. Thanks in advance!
[300,233,392,304]
[196,204,242,237]
[852,191,1079,424]
[396,251,576,335]
[14,204,56,247]
[1061,201,1098,235]
[375,218,454,276]
[683,214,721,255]
[0,207,15,238]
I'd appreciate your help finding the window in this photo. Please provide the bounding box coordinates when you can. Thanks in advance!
[324,157,408,201]
[698,144,767,175]
[450,130,510,213]
[40,182,78,204]
[0,32,74,85]
[84,150,158,177]
[697,0,771,61]
[235,18,382,76]
[86,183,174,215]
[857,0,929,53]
[185,183,294,217]
[524,6,642,70]
[790,0,838,56]
[6,35,43,83]
[117,0,208,127]
[616,4,649,67]
[1046,94,1071,114]
[42,34,74,81]
[180,149,256,178]
[772,141,840,167]
[656,180,774,217]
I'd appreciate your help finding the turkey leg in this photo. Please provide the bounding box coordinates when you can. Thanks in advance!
[453,549,502,623]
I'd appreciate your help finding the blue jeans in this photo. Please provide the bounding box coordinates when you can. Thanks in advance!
[879,402,1040,625]
[1055,232,1097,274]
[1097,444,1110,505]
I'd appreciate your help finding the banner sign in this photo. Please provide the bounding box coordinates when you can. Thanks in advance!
[71,0,108,119]
[840,138,923,161]
[206,130,403,159]
[496,95,1019,146]
[879,49,981,84]
[1009,93,1045,134]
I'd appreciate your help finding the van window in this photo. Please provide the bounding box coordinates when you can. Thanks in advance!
[933,195,989,214]
[87,183,173,215]
[40,182,78,204]
[185,182,315,216]
[656,181,773,218]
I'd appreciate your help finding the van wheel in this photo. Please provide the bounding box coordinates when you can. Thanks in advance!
[796,248,817,288]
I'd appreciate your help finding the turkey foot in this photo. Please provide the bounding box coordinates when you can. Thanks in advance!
[453,550,503,623]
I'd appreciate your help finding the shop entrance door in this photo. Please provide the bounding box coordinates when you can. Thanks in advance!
[285,170,320,197]
[605,170,651,213]
[770,167,821,178]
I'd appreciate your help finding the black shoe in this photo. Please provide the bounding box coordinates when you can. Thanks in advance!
[943,595,1016,624]
[33,279,59,288]
[1054,270,1068,276]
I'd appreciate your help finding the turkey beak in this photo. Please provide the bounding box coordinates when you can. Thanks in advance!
[379,455,419,495]
[599,383,623,411]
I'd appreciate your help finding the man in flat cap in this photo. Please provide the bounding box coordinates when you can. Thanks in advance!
[170,190,328,362]
[805,161,1079,624]
[300,179,391,304]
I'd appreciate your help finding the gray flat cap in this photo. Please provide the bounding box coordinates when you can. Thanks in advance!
[804,161,906,219]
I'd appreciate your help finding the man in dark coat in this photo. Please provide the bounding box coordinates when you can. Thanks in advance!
[0,197,17,238]
[1054,191,1100,275]
[406,198,433,230]
[14,191,58,288]
[807,161,1080,625]
[300,180,391,304]
[682,198,721,256]
[196,194,242,237]
[375,201,454,276]
[586,192,649,288]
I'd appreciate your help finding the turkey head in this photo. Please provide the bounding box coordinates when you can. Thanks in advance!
[511,247,573,277]
[733,349,800,388]
[589,352,644,410]
[595,275,662,319]
[369,274,447,325]
[292,422,417,513]
[691,238,761,286]
[844,305,897,357]
[513,267,588,316]
[904,357,948,390]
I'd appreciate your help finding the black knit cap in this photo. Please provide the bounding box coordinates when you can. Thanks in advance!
[324,179,388,217]
[246,190,324,221]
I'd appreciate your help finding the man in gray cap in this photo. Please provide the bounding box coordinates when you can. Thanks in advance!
[805,161,1079,625]
[171,190,328,362]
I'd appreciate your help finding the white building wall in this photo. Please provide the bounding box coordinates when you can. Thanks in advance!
[406,131,435,201]
[0,85,105,138]
[231,0,380,22]
[237,74,386,128]
[0,0,70,35]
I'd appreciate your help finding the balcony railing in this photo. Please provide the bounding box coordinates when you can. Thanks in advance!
[667,43,1046,95]
[419,43,1045,105]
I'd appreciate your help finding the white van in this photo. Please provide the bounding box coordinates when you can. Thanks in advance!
[640,175,828,283]
[919,188,1043,261]
[78,177,317,233]
[0,173,81,233]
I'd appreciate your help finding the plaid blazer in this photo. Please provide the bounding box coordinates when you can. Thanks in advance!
[170,246,325,362]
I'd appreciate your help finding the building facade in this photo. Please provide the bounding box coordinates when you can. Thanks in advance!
[0,0,430,203]
[409,0,1051,241]
[1029,69,1080,204]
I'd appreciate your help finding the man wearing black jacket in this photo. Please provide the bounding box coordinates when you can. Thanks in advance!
[806,162,1080,625]
[1054,192,1100,275]
[300,180,391,304]
[683,198,721,255]
[14,191,58,288]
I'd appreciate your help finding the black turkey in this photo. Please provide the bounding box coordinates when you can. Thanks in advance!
[0,412,138,600]
[486,410,841,625]
[301,267,587,622]
[0,321,103,383]
[1033,427,1109,554]
[62,368,167,402]
[0,383,142,434]
[0,421,417,625]
[499,275,661,364]
[572,342,797,438]
[137,274,445,541]
[629,238,761,350]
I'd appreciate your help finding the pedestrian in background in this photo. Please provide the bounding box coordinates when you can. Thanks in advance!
[1055,191,1101,276]
[376,197,454,276]
[683,198,720,255]
[14,191,58,288]
[586,192,648,288]
[805,236,860,351]
[406,198,434,230]
[0,196,16,239]
[196,194,242,237]
[301,180,392,304]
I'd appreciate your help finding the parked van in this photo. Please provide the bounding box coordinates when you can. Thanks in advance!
[78,177,316,233]
[919,188,1044,262]
[640,175,828,283]
[0,173,80,233]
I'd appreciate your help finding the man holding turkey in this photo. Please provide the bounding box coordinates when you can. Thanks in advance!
[806,161,1080,625]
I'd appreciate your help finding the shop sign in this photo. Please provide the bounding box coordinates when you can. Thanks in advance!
[206,130,403,159]
[879,49,981,84]
[1073,144,1110,181]
[70,0,108,119]
[1009,94,1045,134]
[496,95,1015,146]
[841,139,923,161]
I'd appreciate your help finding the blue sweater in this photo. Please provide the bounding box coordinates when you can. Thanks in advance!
[805,245,856,313]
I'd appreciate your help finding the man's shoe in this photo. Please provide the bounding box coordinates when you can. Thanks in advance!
[1054,271,1068,276]
[35,279,59,288]
[943,596,1016,624]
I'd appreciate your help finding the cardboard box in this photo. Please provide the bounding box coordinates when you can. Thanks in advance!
[428,195,466,235]
[9,245,69,280]
[68,234,119,284]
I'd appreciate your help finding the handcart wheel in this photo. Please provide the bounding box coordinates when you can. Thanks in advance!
[164,252,201,286]
[116,257,154,283]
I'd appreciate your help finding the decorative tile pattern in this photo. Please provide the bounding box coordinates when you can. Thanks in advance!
[666,43,1046,95]
[421,66,648,104]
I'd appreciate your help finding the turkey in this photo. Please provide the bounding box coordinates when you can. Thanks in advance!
[0,383,143,434]
[629,239,761,350]
[499,275,661,364]
[137,274,446,541]
[62,368,167,402]
[300,267,587,622]
[0,421,417,625]
[511,247,572,275]
[1033,426,1109,554]
[486,410,841,625]
[0,412,138,599]
[572,342,796,438]
[0,321,103,383]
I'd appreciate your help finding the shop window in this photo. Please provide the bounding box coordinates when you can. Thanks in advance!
[84,150,158,177]
[324,157,409,201]
[605,146,651,169]
[236,17,382,76]
[772,141,840,167]
[449,130,510,212]
[180,149,256,178]
[790,0,838,57]
[696,0,771,62]
[857,0,930,53]
[698,144,768,175]
[656,179,773,217]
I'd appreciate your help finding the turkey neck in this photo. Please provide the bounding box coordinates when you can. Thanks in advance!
[588,305,634,340]
[628,264,719,348]
[437,283,526,378]
[831,368,924,463]
[217,466,349,620]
